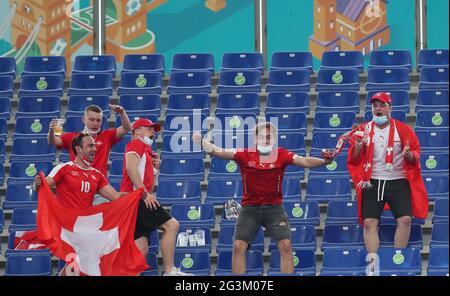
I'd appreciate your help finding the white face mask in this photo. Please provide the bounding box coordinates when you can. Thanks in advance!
[83,126,99,136]
[257,145,273,155]
[78,149,93,166]
[142,136,154,147]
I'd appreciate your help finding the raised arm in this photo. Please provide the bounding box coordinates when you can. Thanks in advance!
[112,104,132,139]
[192,132,235,160]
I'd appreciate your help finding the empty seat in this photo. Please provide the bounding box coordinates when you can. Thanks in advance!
[380,210,425,225]
[432,199,449,224]
[210,131,255,150]
[217,70,261,93]
[420,152,449,175]
[176,227,212,253]
[282,201,320,226]
[162,112,205,134]
[213,113,257,133]
[266,69,310,92]
[313,111,356,133]
[422,175,449,201]
[10,138,55,162]
[109,134,131,161]
[73,55,116,77]
[208,158,241,180]
[431,223,449,248]
[16,96,61,118]
[173,250,210,275]
[415,110,449,130]
[418,49,449,71]
[0,139,5,163]
[13,117,54,139]
[0,163,3,186]
[122,54,165,75]
[3,183,37,210]
[416,129,449,152]
[216,93,259,115]
[119,94,161,117]
[277,132,306,153]
[268,225,317,252]
[8,162,53,184]
[266,112,307,135]
[221,52,264,73]
[270,51,313,72]
[378,247,421,275]
[379,224,423,249]
[172,53,214,75]
[321,51,363,72]
[311,132,346,155]
[369,50,412,71]
[366,90,410,113]
[308,153,349,178]
[322,224,364,251]
[316,91,359,113]
[415,90,449,112]
[156,180,202,206]
[9,208,37,232]
[0,57,16,79]
[266,92,310,114]
[167,71,211,94]
[282,179,303,201]
[64,116,108,133]
[320,248,368,276]
[170,203,215,228]
[216,250,263,276]
[366,68,410,91]
[205,179,243,205]
[23,56,66,77]
[107,159,123,182]
[419,67,449,90]
[68,73,113,96]
[5,254,52,276]
[316,69,360,92]
[166,93,210,116]
[159,158,204,181]
[268,249,316,276]
[117,72,162,95]
[0,97,11,119]
[66,95,110,118]
[325,201,358,225]
[19,75,64,97]
[0,118,7,141]
[160,133,203,159]
[0,76,13,98]
[427,247,449,276]
[216,226,264,253]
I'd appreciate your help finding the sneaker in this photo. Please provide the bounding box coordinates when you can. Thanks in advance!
[163,267,194,276]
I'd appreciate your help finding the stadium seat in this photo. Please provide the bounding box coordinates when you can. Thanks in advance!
[210,131,255,150]
[427,247,449,276]
[221,52,264,73]
[8,208,37,232]
[216,93,260,115]
[270,51,313,72]
[0,57,16,79]
[108,159,123,182]
[377,247,421,275]
[10,137,55,162]
[156,180,202,206]
[13,117,53,138]
[109,134,132,161]
[217,70,261,93]
[312,111,356,133]
[148,229,159,254]
[141,252,158,276]
[0,97,11,119]
[416,129,449,152]
[0,118,7,141]
[366,90,410,113]
[166,93,210,116]
[172,53,214,75]
[266,92,310,114]
[277,132,306,153]
[73,55,116,77]
[16,96,61,118]
[0,208,3,232]
[379,224,423,249]
[117,72,162,95]
[431,223,449,248]
[205,179,243,205]
[420,152,449,175]
[119,94,161,117]
[0,76,13,98]
[159,158,204,181]
[316,91,359,113]
[320,248,368,276]
[321,224,364,251]
[418,49,449,71]
[170,203,215,229]
[176,227,212,253]
[160,133,203,159]
[366,68,410,91]
[208,158,241,180]
[364,110,407,123]
[19,74,64,97]
[422,175,449,201]
[116,114,159,130]
[216,226,264,253]
[215,250,263,276]
[321,51,363,72]
[415,90,449,112]
[122,54,165,75]
[369,50,412,71]
[266,69,310,92]
[311,132,346,155]
[8,161,53,184]
[308,153,349,178]
[174,250,211,276]
[23,56,66,77]
[4,254,52,276]
[325,200,358,225]
[68,73,113,96]
[66,95,110,118]
[415,110,449,130]
[432,199,449,224]
[419,67,449,89]
[63,116,108,133]
[268,225,317,252]
[268,249,316,276]
[3,183,37,210]
[282,179,303,201]
[315,69,360,92]
[282,201,320,226]
[0,139,5,163]
[167,71,212,94]
[0,163,3,186]
[265,112,307,135]
[213,113,257,133]
[4,230,51,257]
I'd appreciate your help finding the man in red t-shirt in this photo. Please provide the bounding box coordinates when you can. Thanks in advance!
[120,118,191,276]
[193,123,333,274]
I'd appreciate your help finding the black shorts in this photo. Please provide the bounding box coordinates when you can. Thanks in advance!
[361,178,412,221]
[134,200,172,240]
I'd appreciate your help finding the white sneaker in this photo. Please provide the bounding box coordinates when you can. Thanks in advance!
[163,267,194,276]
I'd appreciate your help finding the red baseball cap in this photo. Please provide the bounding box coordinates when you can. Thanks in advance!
[132,118,161,132]
[370,92,392,105]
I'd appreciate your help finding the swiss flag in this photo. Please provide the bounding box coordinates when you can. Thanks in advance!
[36,173,149,276]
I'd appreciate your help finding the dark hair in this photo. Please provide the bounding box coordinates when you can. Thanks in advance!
[84,105,102,114]
[71,132,91,155]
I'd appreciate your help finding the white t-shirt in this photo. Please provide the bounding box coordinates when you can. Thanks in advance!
[371,124,406,180]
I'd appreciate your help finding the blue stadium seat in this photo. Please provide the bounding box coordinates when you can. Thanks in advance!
[364,110,407,123]
[117,72,162,95]
[156,180,202,206]
[268,249,316,276]
[170,203,215,229]
[308,153,349,178]
[166,93,210,116]
[415,90,449,112]
[216,226,264,253]
[380,210,425,225]
[141,252,158,276]
[73,55,116,77]
[5,230,51,257]
[63,116,108,133]
[266,69,310,92]
[321,224,364,251]
[172,53,214,75]
[66,95,110,118]
[215,250,263,276]
[378,247,421,275]
[277,132,305,153]
[216,93,259,115]
[217,70,261,93]
[316,69,360,92]
[416,129,449,152]
[119,94,161,117]
[122,54,165,75]
[427,247,449,276]
[282,201,319,226]
[325,201,358,225]
[0,163,3,186]
[16,96,61,118]
[13,117,53,139]
[422,175,449,201]
[420,152,449,175]
[268,225,317,252]
[116,114,159,130]
[213,113,257,133]
[68,73,113,96]
[205,179,243,205]
[379,224,423,249]
[8,161,53,184]
[270,52,313,72]
[210,131,255,150]
[266,112,307,135]
[0,57,16,79]
[431,223,448,248]
[208,158,241,180]
[0,139,5,163]
[418,49,449,71]
[3,183,37,210]
[282,179,302,201]
[419,66,449,90]
[159,158,204,181]
[366,90,410,113]
[321,51,363,72]
[5,254,52,276]
[0,76,13,98]
[160,133,203,159]
[167,71,212,94]
[19,75,63,97]
[109,135,132,161]
[174,250,210,275]
[369,50,412,71]
[313,111,356,133]
[176,227,212,253]
[0,208,3,231]
[316,91,359,113]
[366,68,410,91]
[108,159,123,182]
[221,52,264,73]
[148,229,159,254]
[266,92,310,114]
[0,118,7,141]
[320,248,368,276]
[23,56,66,77]
[311,131,346,155]
[0,97,11,119]
[415,110,449,130]
[432,199,449,224]
[10,138,55,162]
[8,208,37,232]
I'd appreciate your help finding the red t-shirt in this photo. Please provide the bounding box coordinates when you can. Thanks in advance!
[120,139,155,193]
[58,129,121,176]
[48,162,109,209]
[234,148,296,206]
